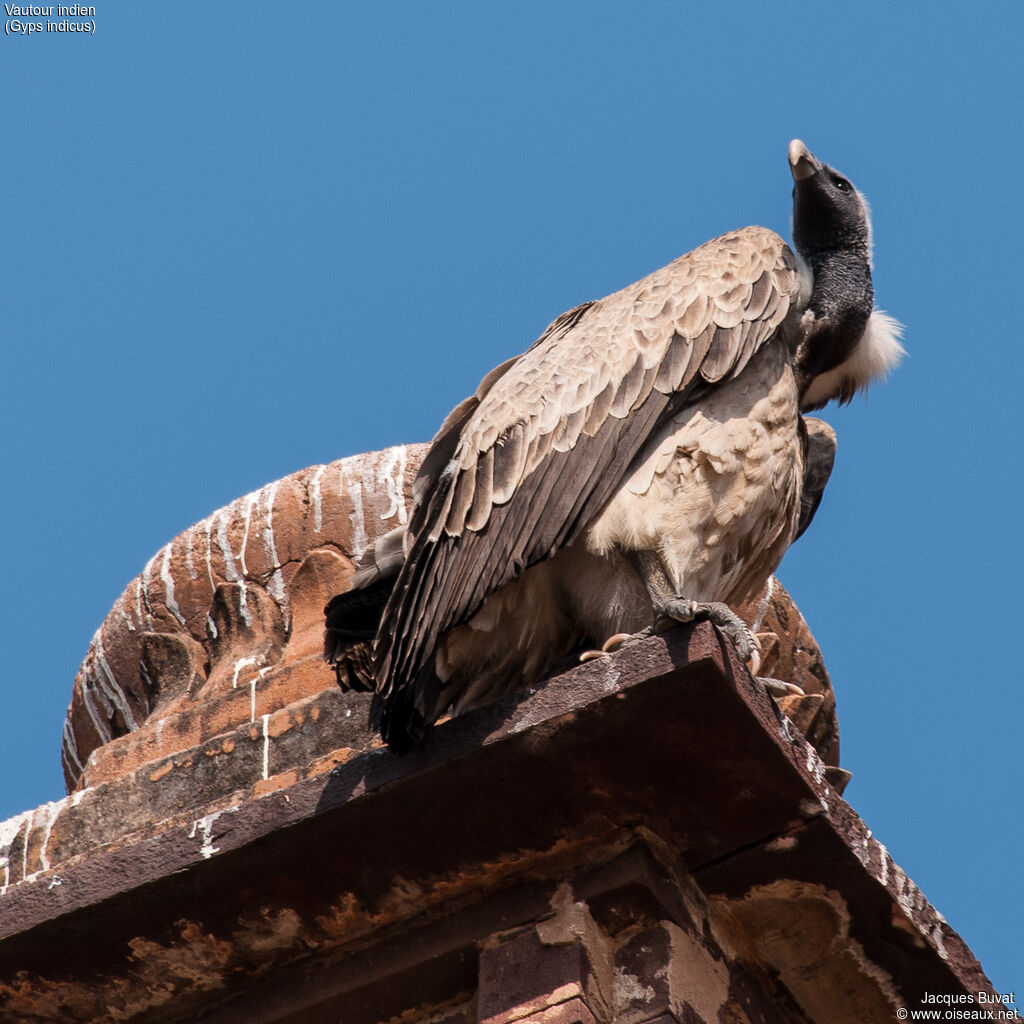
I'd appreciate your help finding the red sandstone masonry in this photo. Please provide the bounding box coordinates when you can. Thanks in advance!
[62,444,428,791]
[0,624,999,1022]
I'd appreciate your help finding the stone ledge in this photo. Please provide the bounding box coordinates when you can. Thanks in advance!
[1,680,376,891]
[0,623,997,1023]
[7,577,837,899]
[73,652,366,788]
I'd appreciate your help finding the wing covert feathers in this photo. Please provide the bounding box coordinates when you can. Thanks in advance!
[376,227,802,729]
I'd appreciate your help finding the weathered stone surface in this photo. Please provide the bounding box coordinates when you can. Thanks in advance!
[479,919,607,1024]
[0,624,999,1023]
[62,444,427,791]
[736,574,840,767]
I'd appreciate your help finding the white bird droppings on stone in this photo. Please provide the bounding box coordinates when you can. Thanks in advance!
[261,481,287,613]
[238,580,252,628]
[215,509,241,582]
[32,800,64,873]
[339,459,368,557]
[92,631,139,732]
[184,528,200,581]
[188,807,239,860]
[805,744,827,786]
[0,811,31,895]
[160,542,186,626]
[379,445,409,525]
[310,464,326,534]
[232,656,259,689]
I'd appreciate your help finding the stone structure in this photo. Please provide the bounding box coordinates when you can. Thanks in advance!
[59,444,427,795]
[0,446,1002,1023]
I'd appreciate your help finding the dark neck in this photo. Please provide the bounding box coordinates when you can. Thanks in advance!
[796,247,874,386]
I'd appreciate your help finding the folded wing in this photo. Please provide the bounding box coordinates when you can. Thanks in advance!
[375,226,803,744]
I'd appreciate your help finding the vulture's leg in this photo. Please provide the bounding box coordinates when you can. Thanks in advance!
[578,551,802,697]
[609,553,801,697]
[625,550,760,664]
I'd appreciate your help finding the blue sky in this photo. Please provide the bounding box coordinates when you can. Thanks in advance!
[2,1,1021,991]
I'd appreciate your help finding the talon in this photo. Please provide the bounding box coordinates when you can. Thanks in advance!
[748,647,762,676]
[759,677,805,698]
[601,632,635,653]
[625,553,759,669]
[579,649,610,663]
[589,626,656,658]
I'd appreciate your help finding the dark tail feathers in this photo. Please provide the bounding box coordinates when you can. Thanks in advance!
[323,526,406,692]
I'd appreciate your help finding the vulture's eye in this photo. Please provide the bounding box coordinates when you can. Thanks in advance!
[832,176,850,192]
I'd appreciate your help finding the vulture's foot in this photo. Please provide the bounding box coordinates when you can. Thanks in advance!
[629,552,757,666]
[654,597,760,666]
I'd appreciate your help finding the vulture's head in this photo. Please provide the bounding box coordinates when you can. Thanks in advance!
[788,139,873,268]
[787,139,905,409]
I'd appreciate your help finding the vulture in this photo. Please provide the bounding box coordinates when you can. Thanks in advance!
[325,140,903,752]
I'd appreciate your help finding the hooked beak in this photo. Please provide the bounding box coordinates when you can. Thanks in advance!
[788,138,819,181]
